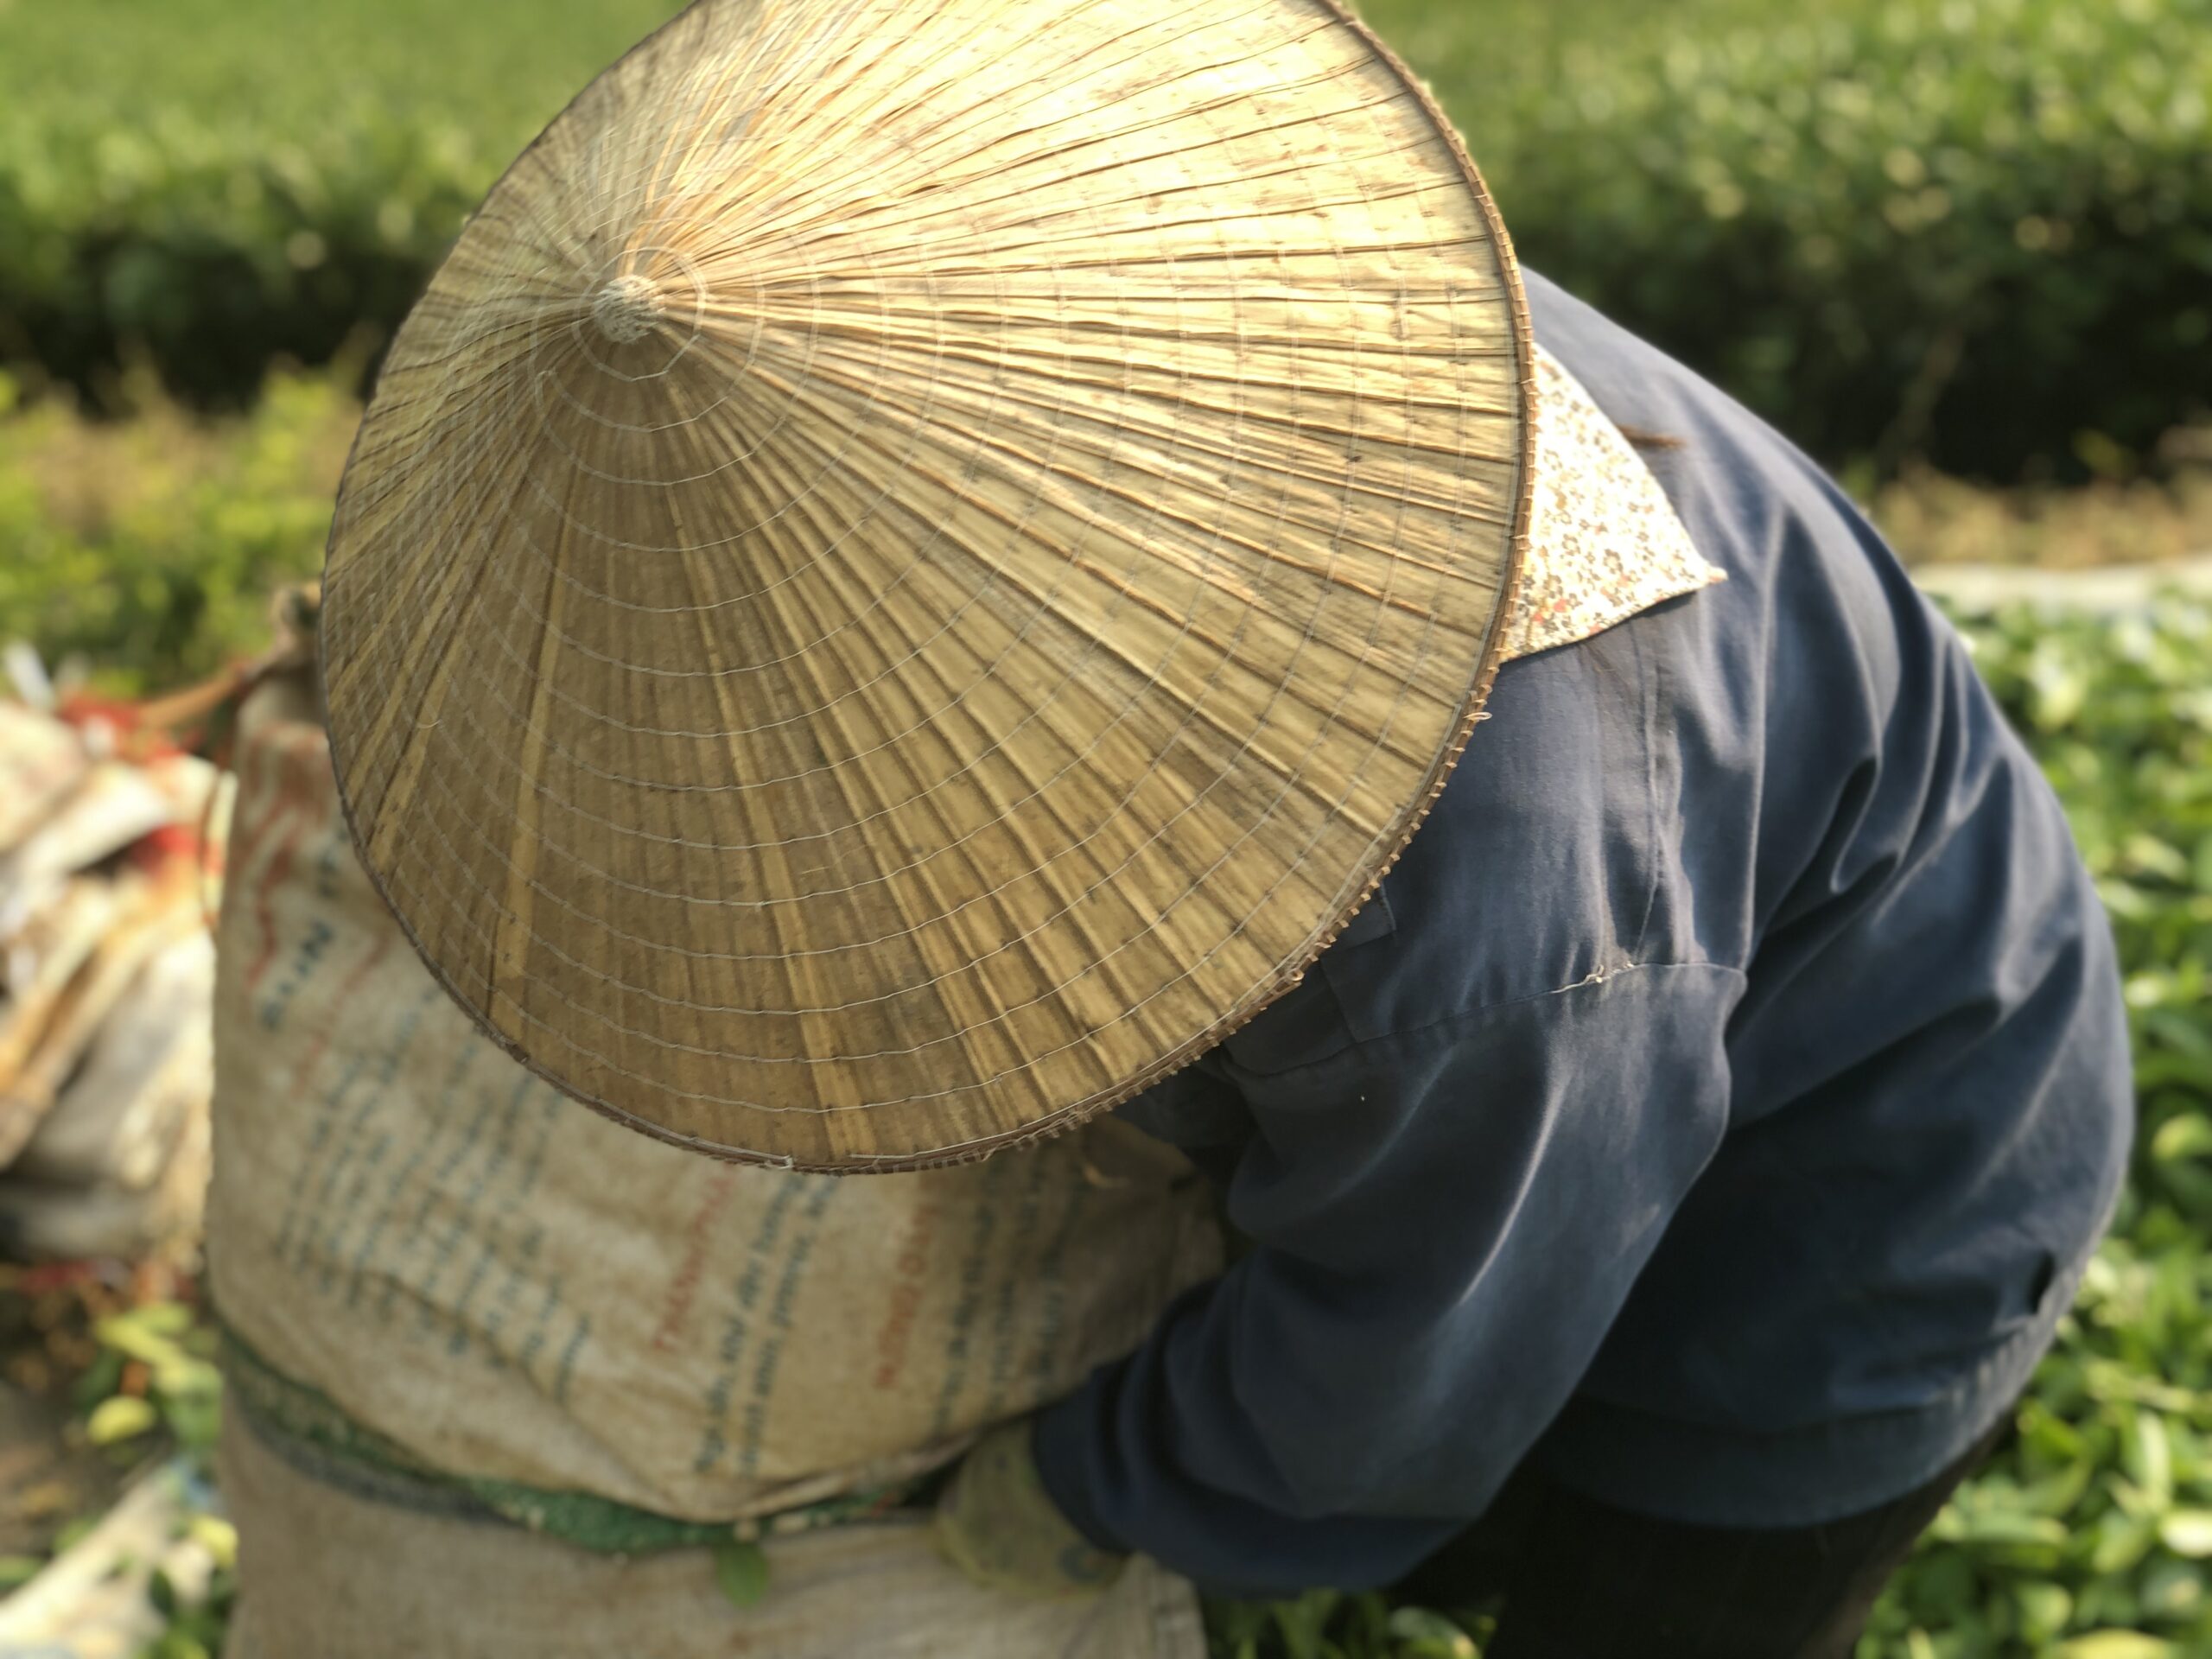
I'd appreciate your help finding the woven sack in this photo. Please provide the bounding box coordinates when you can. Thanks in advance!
[207,664,1223,1523]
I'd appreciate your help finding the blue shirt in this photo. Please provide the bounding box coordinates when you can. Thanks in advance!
[1030,270,2133,1599]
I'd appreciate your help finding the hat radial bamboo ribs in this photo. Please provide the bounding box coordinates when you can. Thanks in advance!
[320,0,1532,1170]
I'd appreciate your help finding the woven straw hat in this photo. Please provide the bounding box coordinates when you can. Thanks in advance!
[321,0,1532,1171]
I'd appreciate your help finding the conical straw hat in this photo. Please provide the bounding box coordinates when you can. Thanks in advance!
[321,0,1532,1171]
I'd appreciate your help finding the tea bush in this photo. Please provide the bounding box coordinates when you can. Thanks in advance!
[0,106,480,410]
[1448,0,2212,481]
[0,367,350,691]
[0,0,675,409]
[2,0,2208,478]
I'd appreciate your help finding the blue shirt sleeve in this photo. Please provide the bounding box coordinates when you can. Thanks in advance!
[1032,960,1737,1598]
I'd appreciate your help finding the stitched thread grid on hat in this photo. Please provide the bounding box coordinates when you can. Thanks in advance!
[321,0,1527,1170]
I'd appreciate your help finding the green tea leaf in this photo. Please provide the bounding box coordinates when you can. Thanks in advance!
[2013,1581,2073,1641]
[1272,1591,1342,1659]
[86,1394,160,1446]
[2088,1513,2160,1577]
[188,1516,238,1573]
[2051,1633,2177,1659]
[71,1346,126,1415]
[93,1310,191,1370]
[2152,1114,2212,1165]
[2158,1508,2212,1558]
[1384,1607,1478,1657]
[1935,1507,2069,1547]
[2124,1412,2176,1512]
[2018,1457,2094,1516]
[161,1395,222,1457]
[711,1539,768,1611]
[2139,1556,2205,1619]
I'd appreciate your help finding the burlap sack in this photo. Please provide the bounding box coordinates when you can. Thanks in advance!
[219,1414,1205,1659]
[207,664,1224,1524]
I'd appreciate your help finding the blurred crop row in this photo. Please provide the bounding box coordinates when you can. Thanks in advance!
[0,0,2207,480]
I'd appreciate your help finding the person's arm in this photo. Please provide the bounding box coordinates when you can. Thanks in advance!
[1031,962,1739,1598]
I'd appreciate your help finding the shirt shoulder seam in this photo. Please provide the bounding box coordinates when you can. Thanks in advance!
[1236,960,1746,1080]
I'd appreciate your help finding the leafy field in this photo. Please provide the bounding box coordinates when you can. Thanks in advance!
[0,0,674,405]
[3,0,2207,478]
[1379,0,2212,480]
[0,369,355,693]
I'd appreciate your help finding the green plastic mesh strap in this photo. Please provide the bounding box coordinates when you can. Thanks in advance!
[219,1326,931,1553]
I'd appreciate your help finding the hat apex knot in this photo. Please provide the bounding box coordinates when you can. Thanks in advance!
[591,273,666,344]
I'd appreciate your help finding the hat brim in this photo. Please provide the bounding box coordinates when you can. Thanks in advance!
[321,0,1533,1171]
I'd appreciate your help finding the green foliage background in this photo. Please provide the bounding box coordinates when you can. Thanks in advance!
[0,368,353,691]
[0,0,672,405]
[1,0,2207,479]
[1391,0,2212,482]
